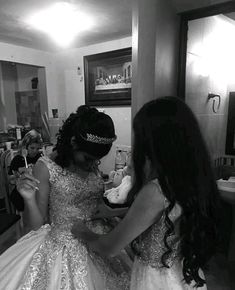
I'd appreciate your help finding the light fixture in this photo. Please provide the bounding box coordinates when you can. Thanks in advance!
[26,2,94,47]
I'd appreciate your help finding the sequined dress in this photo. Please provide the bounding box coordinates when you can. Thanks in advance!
[0,156,130,290]
[130,179,207,290]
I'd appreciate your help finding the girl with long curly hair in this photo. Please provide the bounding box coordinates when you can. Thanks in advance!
[72,96,220,289]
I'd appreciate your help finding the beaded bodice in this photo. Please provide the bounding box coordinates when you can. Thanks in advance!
[132,179,182,268]
[40,156,104,231]
[13,157,130,290]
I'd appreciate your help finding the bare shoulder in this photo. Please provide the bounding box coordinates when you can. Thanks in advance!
[33,159,50,180]
[138,180,164,203]
[133,180,165,213]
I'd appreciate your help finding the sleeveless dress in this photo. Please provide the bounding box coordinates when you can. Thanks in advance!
[130,179,207,290]
[0,156,130,290]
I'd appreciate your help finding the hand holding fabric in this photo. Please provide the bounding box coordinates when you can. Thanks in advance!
[71,221,98,242]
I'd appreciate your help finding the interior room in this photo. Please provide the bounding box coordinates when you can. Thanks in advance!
[0,0,235,289]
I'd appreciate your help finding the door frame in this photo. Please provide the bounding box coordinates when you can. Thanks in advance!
[177,1,235,100]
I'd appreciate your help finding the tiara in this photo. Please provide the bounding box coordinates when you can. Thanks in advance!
[80,133,117,144]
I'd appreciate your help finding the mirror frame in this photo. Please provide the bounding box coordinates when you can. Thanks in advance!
[177,1,235,156]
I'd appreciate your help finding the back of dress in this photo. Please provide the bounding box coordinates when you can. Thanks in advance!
[40,156,104,230]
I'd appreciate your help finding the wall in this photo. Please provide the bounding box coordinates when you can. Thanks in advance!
[132,0,179,117]
[154,0,179,98]
[186,15,235,160]
[54,37,132,173]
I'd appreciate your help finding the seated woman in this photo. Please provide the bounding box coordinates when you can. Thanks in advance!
[8,129,43,211]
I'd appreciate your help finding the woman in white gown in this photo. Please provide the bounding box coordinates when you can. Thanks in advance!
[72,97,220,289]
[0,105,130,290]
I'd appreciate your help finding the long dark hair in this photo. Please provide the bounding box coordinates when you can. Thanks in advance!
[128,96,220,287]
[54,105,116,168]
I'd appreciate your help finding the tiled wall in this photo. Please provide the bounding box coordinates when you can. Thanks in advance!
[186,15,235,161]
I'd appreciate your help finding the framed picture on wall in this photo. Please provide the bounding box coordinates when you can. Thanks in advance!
[84,47,132,106]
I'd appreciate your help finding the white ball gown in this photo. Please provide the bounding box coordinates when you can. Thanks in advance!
[0,156,130,290]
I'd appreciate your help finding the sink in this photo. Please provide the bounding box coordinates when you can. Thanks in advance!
[217,176,235,287]
[217,177,235,204]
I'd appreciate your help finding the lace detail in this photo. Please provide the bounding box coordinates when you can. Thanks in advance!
[39,156,104,227]
[20,230,89,289]
[17,156,130,289]
[17,224,51,243]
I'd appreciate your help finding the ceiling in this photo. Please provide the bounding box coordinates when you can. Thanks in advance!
[0,0,233,52]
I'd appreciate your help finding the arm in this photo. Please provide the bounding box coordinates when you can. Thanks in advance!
[18,160,50,231]
[104,206,128,218]
[92,200,129,220]
[72,181,164,256]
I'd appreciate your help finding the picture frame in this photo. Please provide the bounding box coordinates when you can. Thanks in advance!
[84,47,132,106]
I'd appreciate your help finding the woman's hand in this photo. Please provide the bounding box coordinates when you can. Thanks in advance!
[9,168,26,185]
[16,169,40,201]
[71,221,98,242]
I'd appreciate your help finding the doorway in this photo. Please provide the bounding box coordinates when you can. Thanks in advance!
[177,2,235,288]
[0,61,48,140]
